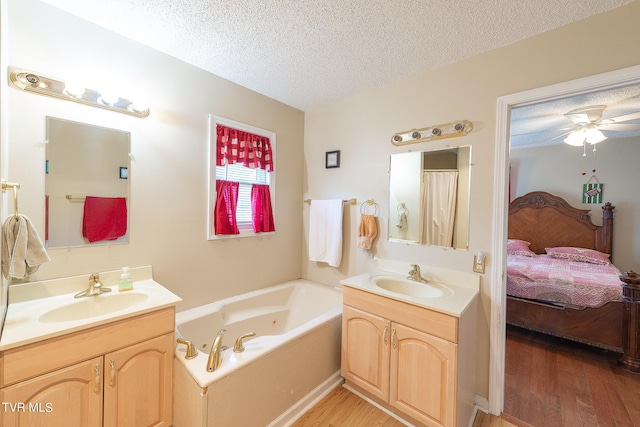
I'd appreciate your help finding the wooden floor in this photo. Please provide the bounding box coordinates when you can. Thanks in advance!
[292,326,640,426]
[291,383,515,426]
[291,385,405,426]
[504,325,640,427]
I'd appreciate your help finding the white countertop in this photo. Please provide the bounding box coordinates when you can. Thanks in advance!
[0,267,181,351]
[340,271,479,317]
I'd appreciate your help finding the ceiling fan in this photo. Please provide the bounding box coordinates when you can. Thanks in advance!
[562,104,640,146]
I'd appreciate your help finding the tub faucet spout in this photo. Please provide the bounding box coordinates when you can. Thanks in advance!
[206,329,227,372]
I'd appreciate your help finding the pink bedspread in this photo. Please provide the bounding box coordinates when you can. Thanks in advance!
[507,254,624,307]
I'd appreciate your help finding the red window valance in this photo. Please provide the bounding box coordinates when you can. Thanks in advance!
[216,125,274,172]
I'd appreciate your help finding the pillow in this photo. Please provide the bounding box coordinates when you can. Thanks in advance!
[545,246,611,265]
[507,239,535,257]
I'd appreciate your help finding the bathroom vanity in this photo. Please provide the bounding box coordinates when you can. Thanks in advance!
[0,267,181,427]
[340,262,479,427]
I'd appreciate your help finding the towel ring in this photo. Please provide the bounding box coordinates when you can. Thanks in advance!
[397,202,409,215]
[360,199,380,217]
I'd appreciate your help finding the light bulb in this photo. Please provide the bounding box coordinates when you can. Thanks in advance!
[63,80,85,98]
[584,128,607,144]
[99,91,119,106]
[564,130,585,146]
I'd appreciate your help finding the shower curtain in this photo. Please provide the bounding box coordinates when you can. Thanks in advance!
[421,171,458,246]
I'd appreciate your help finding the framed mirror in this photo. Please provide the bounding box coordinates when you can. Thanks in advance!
[388,146,471,249]
[46,117,130,248]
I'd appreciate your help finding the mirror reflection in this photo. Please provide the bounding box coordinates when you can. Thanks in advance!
[46,117,130,248]
[388,146,471,249]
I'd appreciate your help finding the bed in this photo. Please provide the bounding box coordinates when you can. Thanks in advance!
[506,191,624,352]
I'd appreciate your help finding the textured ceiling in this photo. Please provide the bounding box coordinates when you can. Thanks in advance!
[510,84,640,149]
[39,0,632,111]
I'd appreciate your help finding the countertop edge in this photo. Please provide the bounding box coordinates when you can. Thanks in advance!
[340,273,479,318]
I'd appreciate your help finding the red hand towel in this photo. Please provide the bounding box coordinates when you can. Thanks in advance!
[82,196,128,243]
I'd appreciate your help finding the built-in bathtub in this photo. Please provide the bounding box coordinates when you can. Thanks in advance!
[173,279,343,427]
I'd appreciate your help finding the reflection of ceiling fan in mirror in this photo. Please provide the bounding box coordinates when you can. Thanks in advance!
[562,104,640,146]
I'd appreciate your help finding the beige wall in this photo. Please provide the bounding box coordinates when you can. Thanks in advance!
[3,0,305,311]
[510,136,640,271]
[303,1,640,400]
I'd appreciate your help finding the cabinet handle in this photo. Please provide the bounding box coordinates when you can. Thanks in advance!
[391,329,397,349]
[93,363,100,394]
[109,358,116,386]
[383,325,388,345]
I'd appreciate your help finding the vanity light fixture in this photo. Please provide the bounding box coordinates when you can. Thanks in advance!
[391,120,473,146]
[8,67,150,118]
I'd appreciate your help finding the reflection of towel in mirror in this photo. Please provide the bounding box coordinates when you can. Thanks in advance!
[358,214,378,249]
[2,214,50,280]
[308,200,344,267]
[82,196,128,243]
[396,211,407,229]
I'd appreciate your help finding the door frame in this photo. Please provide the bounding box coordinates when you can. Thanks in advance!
[489,64,640,415]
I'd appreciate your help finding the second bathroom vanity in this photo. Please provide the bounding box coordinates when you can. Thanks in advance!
[341,261,479,427]
[0,267,181,427]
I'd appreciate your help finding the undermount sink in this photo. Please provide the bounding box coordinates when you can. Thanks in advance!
[370,275,453,299]
[39,292,149,323]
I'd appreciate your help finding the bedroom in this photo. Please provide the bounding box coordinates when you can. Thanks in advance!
[495,69,640,424]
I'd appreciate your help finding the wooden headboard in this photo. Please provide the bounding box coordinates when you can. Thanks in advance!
[508,191,614,257]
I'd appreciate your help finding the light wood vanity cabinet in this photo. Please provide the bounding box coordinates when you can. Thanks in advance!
[0,307,174,427]
[342,287,476,427]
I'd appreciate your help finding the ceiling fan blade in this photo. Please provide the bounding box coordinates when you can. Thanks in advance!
[565,113,590,124]
[510,126,574,137]
[598,123,640,132]
[605,111,640,123]
[510,129,574,149]
[565,105,607,124]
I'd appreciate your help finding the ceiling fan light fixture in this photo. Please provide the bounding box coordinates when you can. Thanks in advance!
[584,127,607,144]
[564,130,585,146]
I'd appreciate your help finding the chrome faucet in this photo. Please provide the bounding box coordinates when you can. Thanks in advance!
[407,264,428,283]
[74,273,112,298]
[206,329,227,372]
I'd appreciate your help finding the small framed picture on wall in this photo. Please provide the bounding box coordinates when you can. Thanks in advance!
[325,150,340,168]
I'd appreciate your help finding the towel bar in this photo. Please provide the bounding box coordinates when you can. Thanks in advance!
[2,179,20,218]
[304,198,356,205]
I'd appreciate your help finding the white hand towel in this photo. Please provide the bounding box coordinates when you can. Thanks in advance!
[2,214,50,280]
[308,200,344,267]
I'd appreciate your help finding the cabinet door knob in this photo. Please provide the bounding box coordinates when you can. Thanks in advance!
[109,358,116,386]
[383,325,388,345]
[391,329,397,349]
[93,363,101,394]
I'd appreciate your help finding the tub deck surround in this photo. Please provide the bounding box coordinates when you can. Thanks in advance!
[0,266,182,350]
[174,279,342,388]
[173,279,343,427]
[340,260,480,317]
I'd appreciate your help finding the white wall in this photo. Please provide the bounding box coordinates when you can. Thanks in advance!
[303,1,640,400]
[510,136,640,271]
[3,0,305,312]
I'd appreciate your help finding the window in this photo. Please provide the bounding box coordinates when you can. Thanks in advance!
[208,115,276,239]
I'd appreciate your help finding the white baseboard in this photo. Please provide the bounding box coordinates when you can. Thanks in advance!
[475,394,489,412]
[267,371,343,427]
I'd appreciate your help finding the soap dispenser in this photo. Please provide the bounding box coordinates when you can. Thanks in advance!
[118,267,133,291]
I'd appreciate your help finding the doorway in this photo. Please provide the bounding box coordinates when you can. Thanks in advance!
[489,64,640,415]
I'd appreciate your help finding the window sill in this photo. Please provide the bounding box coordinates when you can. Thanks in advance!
[208,230,276,241]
